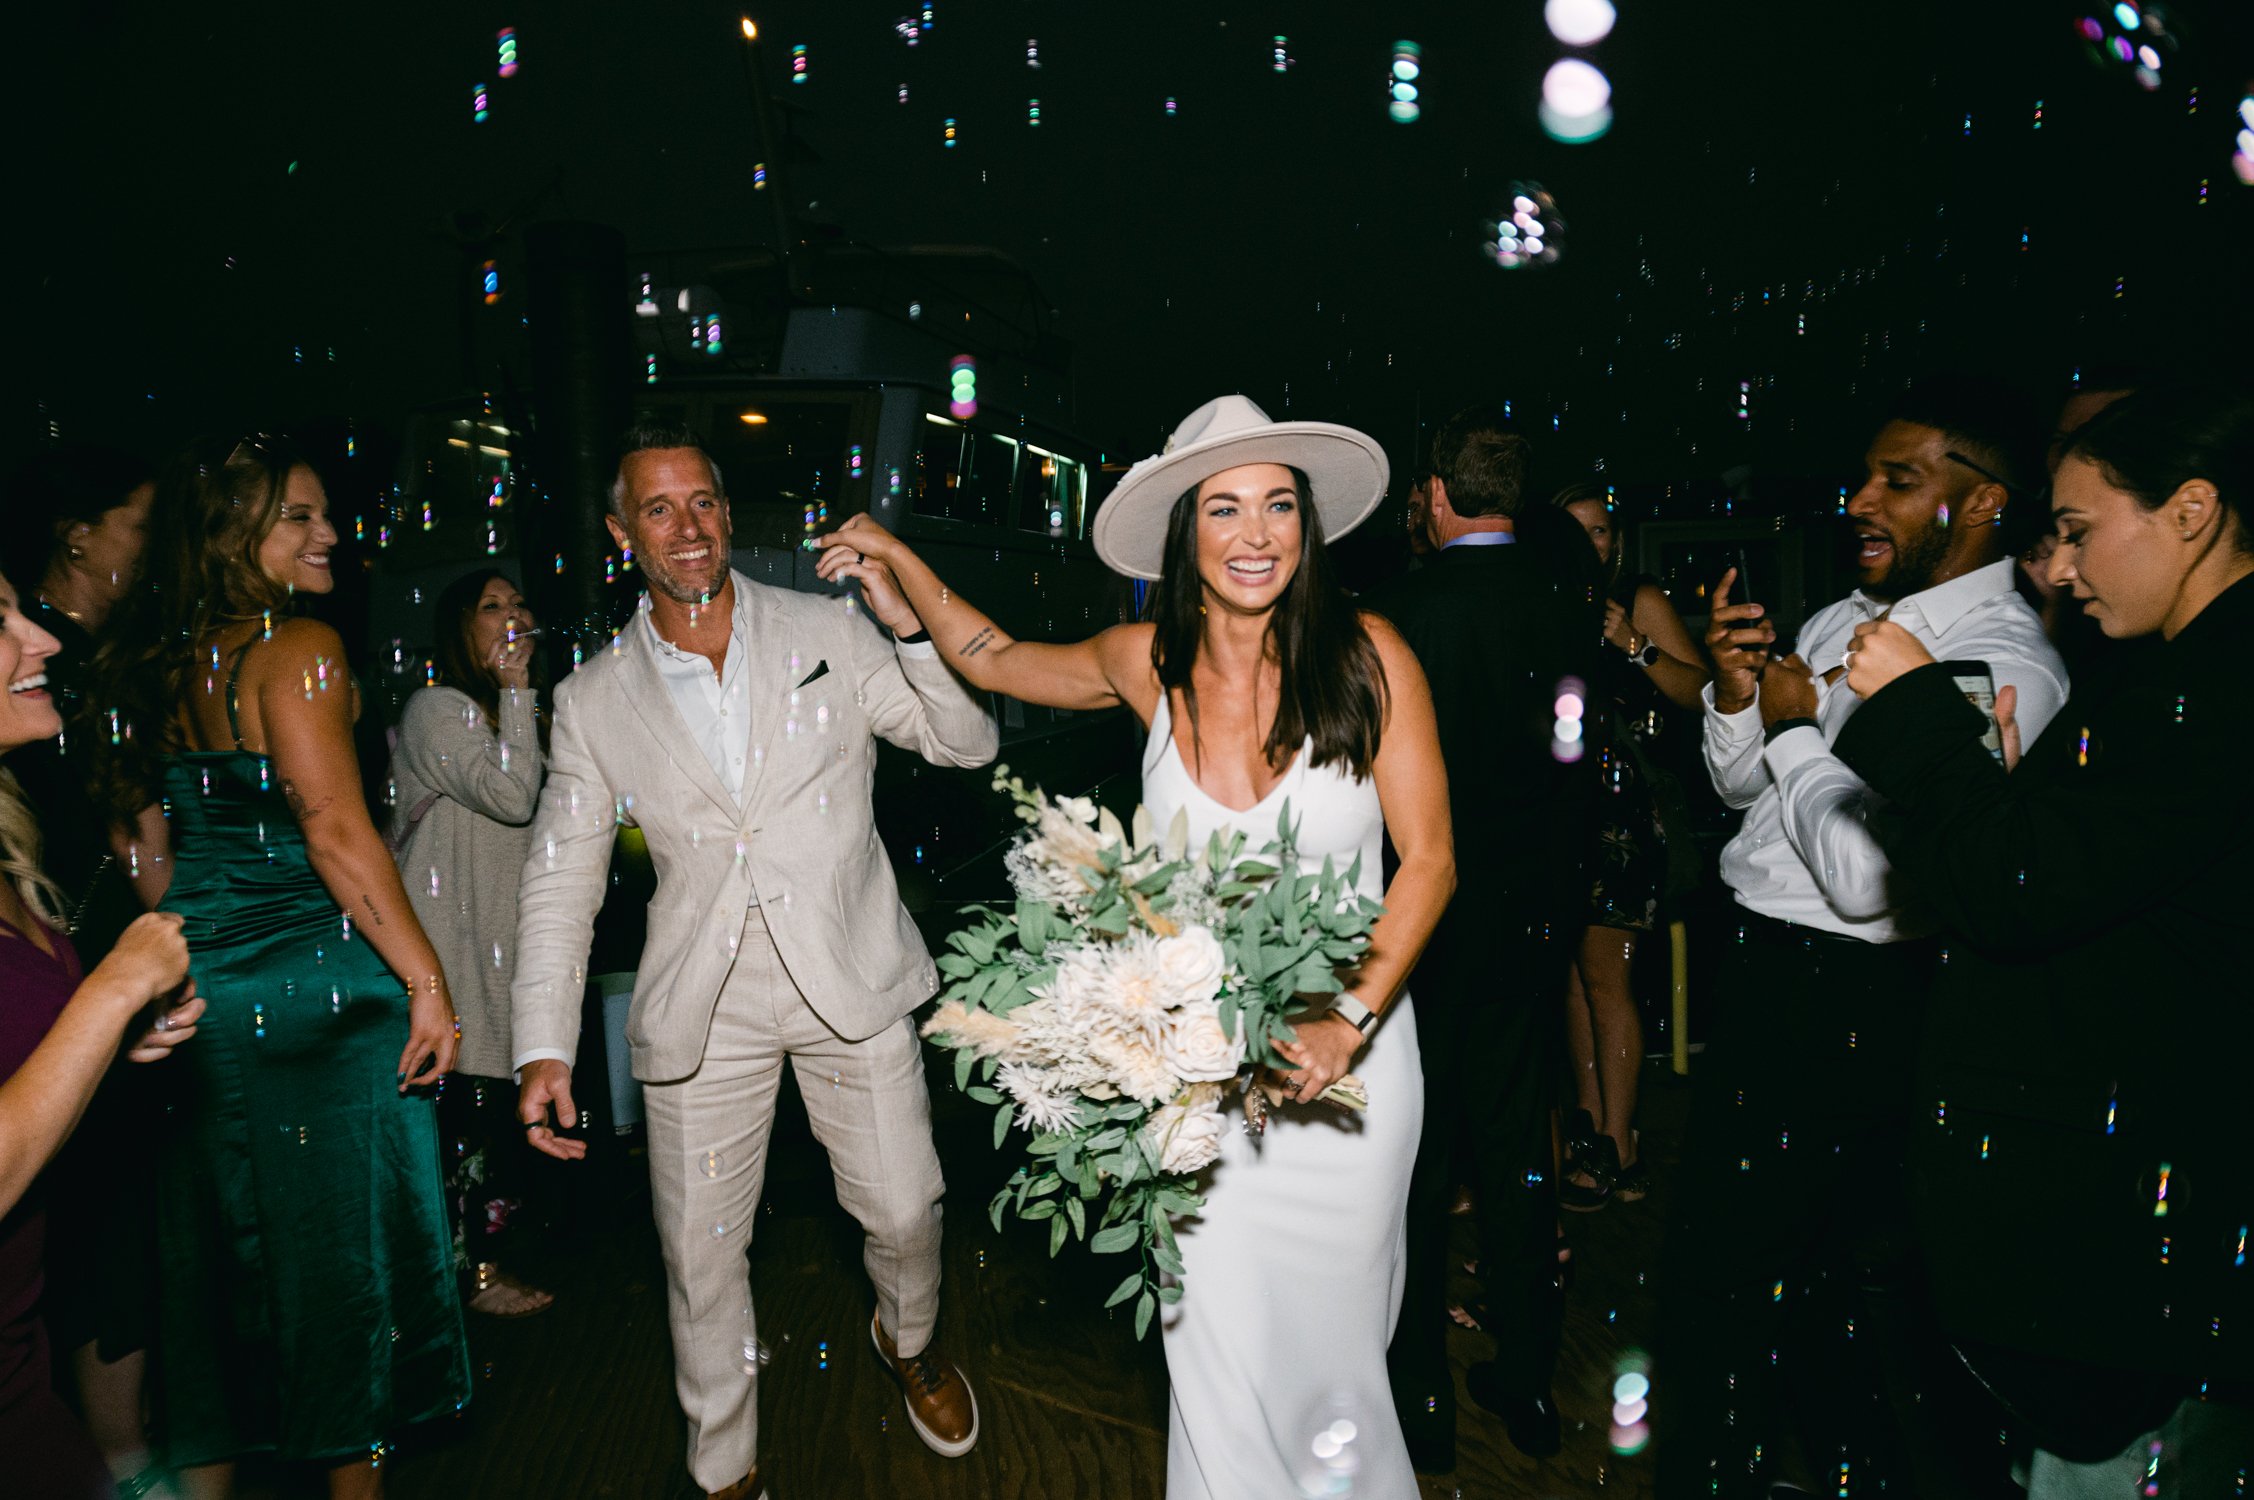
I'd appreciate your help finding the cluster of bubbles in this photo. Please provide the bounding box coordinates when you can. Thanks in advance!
[1386,41,1421,124]
[469,22,527,123]
[1551,676,1588,763]
[2237,87,2254,187]
[1609,1351,1652,1453]
[1541,0,1616,142]
[1482,182,1564,270]
[894,17,919,48]
[2075,4,2174,93]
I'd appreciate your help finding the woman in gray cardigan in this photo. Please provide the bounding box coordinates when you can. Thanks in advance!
[389,570,553,1317]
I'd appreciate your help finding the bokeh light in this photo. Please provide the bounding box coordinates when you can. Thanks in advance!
[1482,181,1566,270]
[1543,57,1611,116]
[1389,41,1421,124]
[496,28,518,78]
[949,355,977,419]
[1544,0,1617,48]
[1551,676,1587,763]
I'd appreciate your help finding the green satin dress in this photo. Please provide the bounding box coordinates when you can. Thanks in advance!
[154,640,469,1465]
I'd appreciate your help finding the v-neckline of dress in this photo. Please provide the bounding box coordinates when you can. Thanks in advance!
[1158,693,1305,817]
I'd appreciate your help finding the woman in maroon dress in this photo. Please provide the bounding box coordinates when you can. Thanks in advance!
[0,570,200,1497]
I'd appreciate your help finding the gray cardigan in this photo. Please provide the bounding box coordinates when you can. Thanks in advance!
[388,685,545,1080]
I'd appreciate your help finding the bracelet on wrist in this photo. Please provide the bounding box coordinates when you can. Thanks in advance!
[896,628,932,645]
[1764,716,1820,744]
[1331,992,1378,1037]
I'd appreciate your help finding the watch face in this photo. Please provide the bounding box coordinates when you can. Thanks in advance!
[1639,643,1661,665]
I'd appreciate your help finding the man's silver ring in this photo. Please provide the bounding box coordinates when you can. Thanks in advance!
[154,1013,173,1033]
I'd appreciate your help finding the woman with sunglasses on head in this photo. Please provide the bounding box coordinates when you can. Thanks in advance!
[387,569,553,1320]
[818,396,1454,1500]
[90,438,470,1499]
[1840,382,2254,1493]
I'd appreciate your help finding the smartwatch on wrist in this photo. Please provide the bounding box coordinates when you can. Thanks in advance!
[1636,640,1662,668]
[1331,992,1378,1037]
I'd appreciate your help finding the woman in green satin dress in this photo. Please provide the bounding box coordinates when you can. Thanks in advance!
[91,437,470,1498]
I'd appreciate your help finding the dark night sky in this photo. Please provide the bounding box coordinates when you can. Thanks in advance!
[10,0,2252,502]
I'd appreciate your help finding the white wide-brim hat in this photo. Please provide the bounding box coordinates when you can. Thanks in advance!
[1090,394,1390,581]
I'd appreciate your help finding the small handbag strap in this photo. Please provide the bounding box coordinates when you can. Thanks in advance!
[385,792,443,855]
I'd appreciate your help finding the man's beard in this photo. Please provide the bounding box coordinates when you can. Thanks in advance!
[644,537,733,605]
[1868,521,1950,602]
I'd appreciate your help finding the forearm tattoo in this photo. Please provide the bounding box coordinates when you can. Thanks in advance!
[360,894,387,927]
[959,627,998,659]
[281,777,335,822]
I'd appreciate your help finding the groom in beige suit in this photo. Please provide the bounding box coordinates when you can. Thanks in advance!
[512,422,997,1499]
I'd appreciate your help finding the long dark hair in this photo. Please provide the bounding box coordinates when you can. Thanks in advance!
[0,445,153,602]
[1548,481,1628,603]
[90,435,307,821]
[1149,465,1387,780]
[2060,382,2254,554]
[430,568,550,753]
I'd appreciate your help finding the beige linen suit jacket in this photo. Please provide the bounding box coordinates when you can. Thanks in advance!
[511,573,998,1083]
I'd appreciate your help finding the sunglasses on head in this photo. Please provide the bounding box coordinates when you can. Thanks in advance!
[1943,449,2045,502]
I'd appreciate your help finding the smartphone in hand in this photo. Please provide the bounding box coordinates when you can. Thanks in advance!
[1730,548,1775,665]
[1939,660,2005,763]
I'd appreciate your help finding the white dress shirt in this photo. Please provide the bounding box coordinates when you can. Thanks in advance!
[647,590,756,805]
[1702,558,2068,941]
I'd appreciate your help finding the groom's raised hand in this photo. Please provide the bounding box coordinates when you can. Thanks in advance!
[519,1059,588,1162]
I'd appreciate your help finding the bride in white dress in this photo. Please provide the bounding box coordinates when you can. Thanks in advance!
[817,395,1455,1499]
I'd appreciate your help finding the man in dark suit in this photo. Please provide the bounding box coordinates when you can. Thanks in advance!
[1363,408,1604,1468]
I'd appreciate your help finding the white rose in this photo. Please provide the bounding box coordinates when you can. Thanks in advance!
[1155,924,1227,1007]
[1096,1032,1179,1104]
[1160,1001,1244,1083]
[1146,1084,1228,1174]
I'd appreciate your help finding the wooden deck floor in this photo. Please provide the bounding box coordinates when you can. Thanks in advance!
[243,1061,1686,1500]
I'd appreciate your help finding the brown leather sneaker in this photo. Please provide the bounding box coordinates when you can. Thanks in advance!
[707,1467,766,1499]
[870,1314,980,1457]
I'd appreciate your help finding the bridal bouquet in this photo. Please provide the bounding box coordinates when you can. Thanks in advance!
[921,766,1384,1338]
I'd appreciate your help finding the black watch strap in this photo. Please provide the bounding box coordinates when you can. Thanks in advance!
[1764,716,1820,744]
[897,629,932,645]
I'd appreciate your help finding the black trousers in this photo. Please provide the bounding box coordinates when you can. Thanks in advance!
[1389,919,1573,1426]
[1654,914,1937,1498]
[437,1072,546,1293]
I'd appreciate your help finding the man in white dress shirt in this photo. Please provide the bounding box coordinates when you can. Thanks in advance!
[511,423,998,1499]
[1656,382,2069,1498]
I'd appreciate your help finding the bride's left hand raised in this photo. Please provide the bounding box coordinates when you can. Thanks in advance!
[1272,1014,1362,1103]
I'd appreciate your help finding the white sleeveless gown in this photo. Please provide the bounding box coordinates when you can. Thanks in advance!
[1143,695,1424,1500]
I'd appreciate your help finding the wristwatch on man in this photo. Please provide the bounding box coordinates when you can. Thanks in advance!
[1624,632,1661,668]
